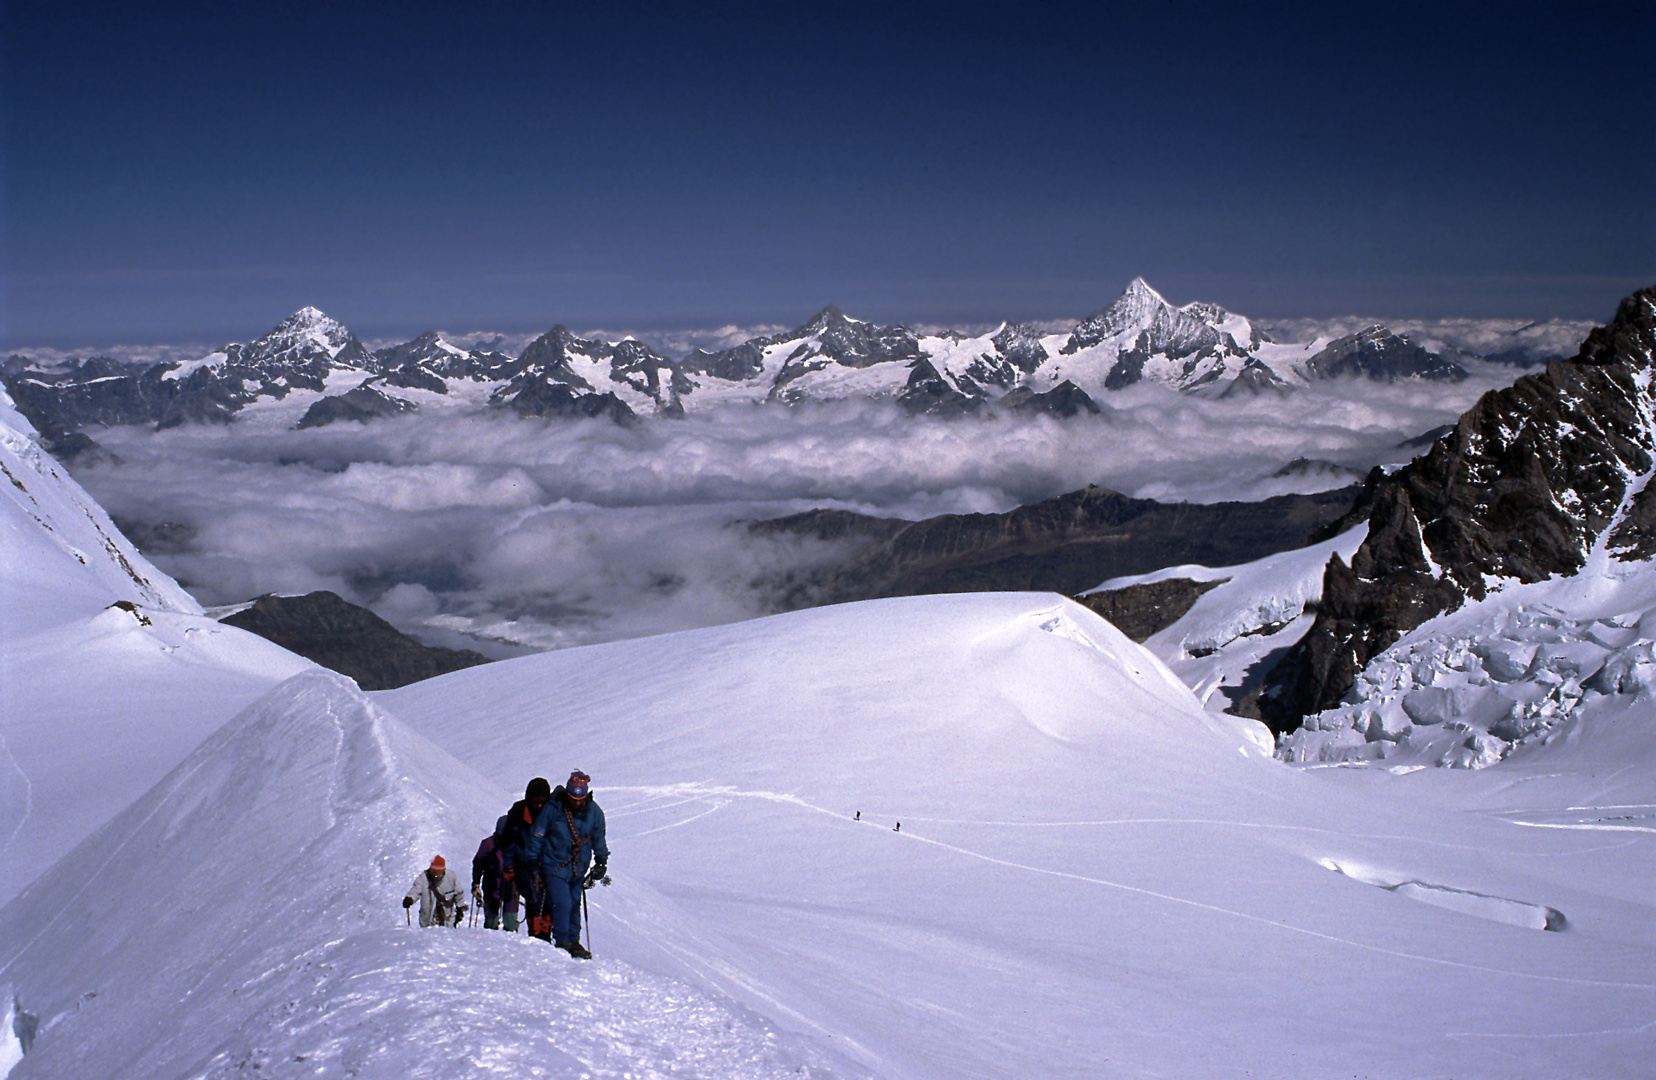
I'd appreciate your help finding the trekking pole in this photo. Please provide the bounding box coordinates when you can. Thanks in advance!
[582,881,591,956]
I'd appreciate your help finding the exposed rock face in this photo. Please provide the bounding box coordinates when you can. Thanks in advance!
[219,591,490,691]
[1072,577,1224,642]
[295,384,418,429]
[897,359,986,416]
[1260,288,1656,732]
[490,378,637,424]
[1063,277,1226,357]
[1304,326,1466,382]
[1219,358,1293,398]
[991,322,1050,374]
[806,484,1360,604]
[998,381,1101,418]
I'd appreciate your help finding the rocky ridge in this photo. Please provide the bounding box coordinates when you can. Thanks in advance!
[1253,287,1656,733]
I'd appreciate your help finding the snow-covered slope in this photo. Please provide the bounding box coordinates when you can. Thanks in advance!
[372,592,1653,1080]
[0,385,314,903]
[0,387,198,635]
[0,671,828,1078]
[4,580,1655,1077]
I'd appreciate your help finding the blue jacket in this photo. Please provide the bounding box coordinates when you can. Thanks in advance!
[529,787,609,884]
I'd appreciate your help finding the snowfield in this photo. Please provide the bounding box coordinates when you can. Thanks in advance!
[3,385,1656,1078]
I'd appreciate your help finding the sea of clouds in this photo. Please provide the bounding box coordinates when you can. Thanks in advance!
[70,360,1537,655]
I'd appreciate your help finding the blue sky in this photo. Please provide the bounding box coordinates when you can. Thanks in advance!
[2,0,1651,347]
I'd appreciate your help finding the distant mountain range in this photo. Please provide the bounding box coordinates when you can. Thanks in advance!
[1,280,1584,446]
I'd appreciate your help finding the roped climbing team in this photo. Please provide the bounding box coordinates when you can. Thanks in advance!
[407,769,609,960]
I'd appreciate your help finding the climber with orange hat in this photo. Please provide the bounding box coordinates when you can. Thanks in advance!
[402,854,467,927]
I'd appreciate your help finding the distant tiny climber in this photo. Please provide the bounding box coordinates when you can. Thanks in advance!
[854,811,860,821]
[403,855,466,927]
[894,822,900,832]
[528,770,609,959]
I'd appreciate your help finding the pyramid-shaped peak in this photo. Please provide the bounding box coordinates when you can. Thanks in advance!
[799,304,855,332]
[279,306,340,330]
[261,306,355,347]
[1122,277,1165,302]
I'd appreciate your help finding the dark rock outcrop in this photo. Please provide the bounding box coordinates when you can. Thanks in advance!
[491,378,637,424]
[1257,288,1656,732]
[1219,358,1294,398]
[1072,577,1224,642]
[295,384,418,429]
[807,484,1361,605]
[746,508,913,545]
[1305,326,1466,383]
[998,381,1101,418]
[220,590,490,690]
[897,359,985,416]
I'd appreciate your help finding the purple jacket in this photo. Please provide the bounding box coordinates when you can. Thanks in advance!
[472,834,504,900]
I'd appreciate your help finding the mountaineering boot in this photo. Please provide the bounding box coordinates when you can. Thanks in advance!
[566,941,592,959]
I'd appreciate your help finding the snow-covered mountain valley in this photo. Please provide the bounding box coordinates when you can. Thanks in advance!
[3,303,1656,1077]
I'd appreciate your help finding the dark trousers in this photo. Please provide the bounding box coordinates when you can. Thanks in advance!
[548,874,584,944]
[483,878,520,930]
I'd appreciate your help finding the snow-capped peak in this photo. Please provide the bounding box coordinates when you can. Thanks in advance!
[263,306,356,358]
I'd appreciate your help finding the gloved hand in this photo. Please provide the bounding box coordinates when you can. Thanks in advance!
[584,862,608,888]
[402,896,414,908]
[472,886,484,905]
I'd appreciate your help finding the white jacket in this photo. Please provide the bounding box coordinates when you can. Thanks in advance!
[406,869,465,927]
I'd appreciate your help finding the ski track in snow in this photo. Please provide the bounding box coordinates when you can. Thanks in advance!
[0,724,32,865]
[1448,1015,1656,1043]
[605,783,1656,993]
[604,784,1626,860]
[0,753,214,979]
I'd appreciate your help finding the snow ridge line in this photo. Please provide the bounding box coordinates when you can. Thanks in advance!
[606,783,1656,991]
[319,693,342,833]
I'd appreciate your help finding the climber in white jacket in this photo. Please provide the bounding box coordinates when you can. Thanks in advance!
[403,854,466,927]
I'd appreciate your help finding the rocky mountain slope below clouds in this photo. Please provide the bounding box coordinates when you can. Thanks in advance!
[1255,286,1656,733]
[4,279,1540,437]
[218,590,490,690]
[753,484,1360,612]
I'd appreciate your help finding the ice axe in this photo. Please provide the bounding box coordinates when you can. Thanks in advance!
[582,865,610,956]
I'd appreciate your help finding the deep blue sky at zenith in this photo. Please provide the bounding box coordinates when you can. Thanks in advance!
[1,0,1651,347]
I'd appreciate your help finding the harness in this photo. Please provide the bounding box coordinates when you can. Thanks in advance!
[554,804,592,875]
